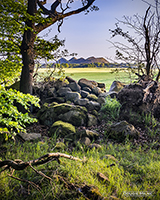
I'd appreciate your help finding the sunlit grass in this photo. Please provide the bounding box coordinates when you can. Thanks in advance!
[0,140,160,199]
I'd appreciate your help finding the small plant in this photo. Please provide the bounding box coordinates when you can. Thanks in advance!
[0,85,40,141]
[101,97,121,120]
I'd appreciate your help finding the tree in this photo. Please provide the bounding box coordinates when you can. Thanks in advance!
[109,0,160,81]
[0,0,97,94]
[0,0,64,86]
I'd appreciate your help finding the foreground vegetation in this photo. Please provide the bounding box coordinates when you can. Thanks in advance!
[0,94,160,200]
[1,138,159,199]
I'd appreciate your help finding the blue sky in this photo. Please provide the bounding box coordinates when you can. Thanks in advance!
[39,0,153,61]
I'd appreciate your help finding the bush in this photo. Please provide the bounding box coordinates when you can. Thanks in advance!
[0,85,40,141]
[101,97,121,120]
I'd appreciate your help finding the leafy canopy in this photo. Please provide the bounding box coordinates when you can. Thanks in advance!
[0,0,64,86]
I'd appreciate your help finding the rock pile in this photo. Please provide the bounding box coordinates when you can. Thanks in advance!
[35,77,109,130]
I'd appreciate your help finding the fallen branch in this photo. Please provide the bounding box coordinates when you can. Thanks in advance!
[0,152,85,172]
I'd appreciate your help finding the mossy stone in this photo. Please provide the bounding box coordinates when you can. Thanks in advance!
[49,120,76,137]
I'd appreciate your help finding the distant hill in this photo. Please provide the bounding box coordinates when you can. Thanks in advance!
[57,56,109,64]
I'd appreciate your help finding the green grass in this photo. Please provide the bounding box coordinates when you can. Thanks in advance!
[0,140,160,200]
[37,68,136,91]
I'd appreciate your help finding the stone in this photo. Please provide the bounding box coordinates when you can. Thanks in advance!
[79,137,91,146]
[97,97,106,105]
[65,91,81,102]
[117,84,144,109]
[78,78,97,89]
[83,87,92,93]
[87,113,98,126]
[18,132,41,141]
[109,120,139,140]
[109,81,125,92]
[74,98,89,106]
[68,82,81,92]
[98,92,108,98]
[57,87,72,97]
[66,76,76,83]
[80,90,89,98]
[54,79,68,90]
[49,120,76,137]
[87,94,98,101]
[98,82,105,89]
[88,143,102,149]
[86,101,101,111]
[92,87,102,96]
[58,109,87,126]
[85,129,99,138]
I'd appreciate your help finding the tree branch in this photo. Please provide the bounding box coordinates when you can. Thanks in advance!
[35,0,95,33]
[0,152,85,171]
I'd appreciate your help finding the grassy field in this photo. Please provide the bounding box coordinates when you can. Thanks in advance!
[38,68,136,91]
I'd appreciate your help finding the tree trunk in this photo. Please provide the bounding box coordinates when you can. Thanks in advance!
[20,0,37,94]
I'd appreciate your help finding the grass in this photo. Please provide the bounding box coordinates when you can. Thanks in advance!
[37,68,136,91]
[1,68,159,199]
[0,140,160,200]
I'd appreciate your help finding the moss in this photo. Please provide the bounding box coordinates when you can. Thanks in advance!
[87,94,98,101]
[49,120,76,137]
[53,103,73,114]
[52,120,76,133]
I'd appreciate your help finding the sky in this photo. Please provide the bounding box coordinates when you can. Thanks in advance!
[38,0,154,61]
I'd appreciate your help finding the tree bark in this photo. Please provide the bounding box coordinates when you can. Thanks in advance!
[20,0,37,94]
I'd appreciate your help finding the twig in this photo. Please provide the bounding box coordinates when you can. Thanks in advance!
[7,173,46,200]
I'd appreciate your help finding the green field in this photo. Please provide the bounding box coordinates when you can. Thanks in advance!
[38,68,136,91]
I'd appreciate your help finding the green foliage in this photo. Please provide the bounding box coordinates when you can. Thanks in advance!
[0,0,64,86]
[101,97,121,120]
[0,85,40,141]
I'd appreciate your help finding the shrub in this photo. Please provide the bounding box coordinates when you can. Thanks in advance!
[101,97,121,120]
[0,85,40,141]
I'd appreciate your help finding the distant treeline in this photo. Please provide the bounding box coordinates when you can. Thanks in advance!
[40,62,132,68]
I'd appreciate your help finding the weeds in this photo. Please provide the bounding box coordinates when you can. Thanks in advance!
[100,97,121,121]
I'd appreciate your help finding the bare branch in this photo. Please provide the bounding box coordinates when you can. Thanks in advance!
[35,0,95,33]
[0,152,85,171]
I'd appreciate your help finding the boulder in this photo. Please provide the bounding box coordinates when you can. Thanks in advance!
[117,84,144,109]
[109,81,125,92]
[58,109,87,126]
[97,97,106,105]
[18,132,41,141]
[78,78,98,89]
[67,82,81,92]
[79,137,91,146]
[87,94,98,101]
[54,79,68,90]
[74,98,89,106]
[92,87,102,96]
[57,87,72,97]
[83,87,92,93]
[80,90,89,98]
[87,113,98,126]
[108,121,139,141]
[98,82,105,89]
[65,91,81,102]
[49,120,76,137]
[86,101,101,111]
